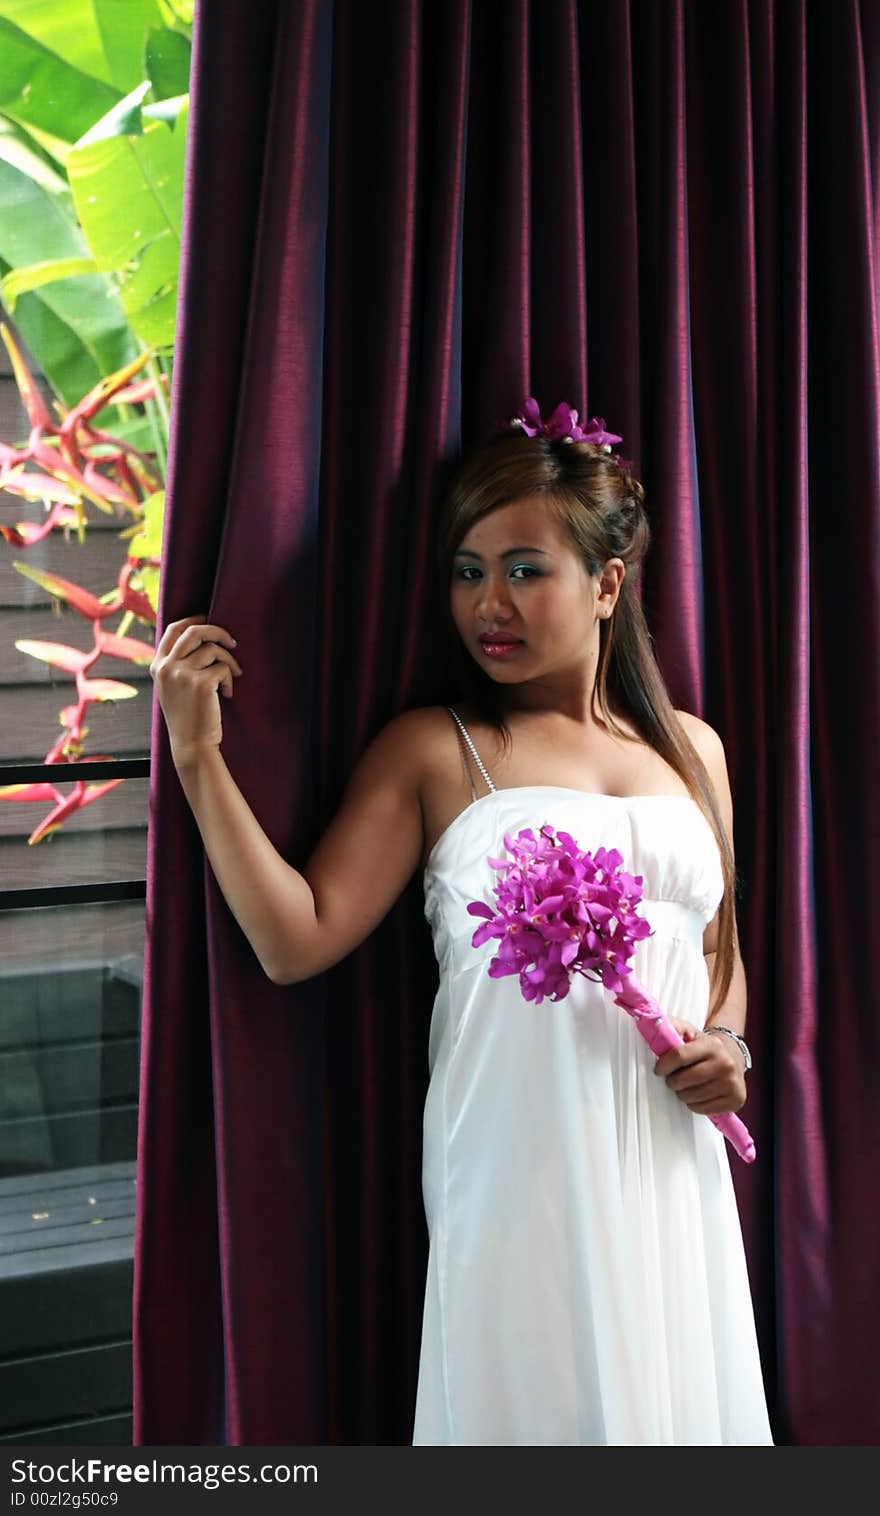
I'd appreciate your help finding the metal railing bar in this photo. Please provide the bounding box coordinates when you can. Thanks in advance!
[0,759,151,784]
[0,880,147,911]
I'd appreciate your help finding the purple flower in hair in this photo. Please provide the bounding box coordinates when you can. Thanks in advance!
[579,415,624,449]
[510,397,623,451]
[541,402,585,443]
[513,397,546,437]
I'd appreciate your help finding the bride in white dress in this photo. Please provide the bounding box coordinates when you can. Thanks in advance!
[152,400,774,1445]
[410,406,772,1443]
[415,706,771,1443]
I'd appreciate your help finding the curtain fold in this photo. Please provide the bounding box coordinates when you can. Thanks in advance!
[134,0,880,1445]
[135,0,331,1445]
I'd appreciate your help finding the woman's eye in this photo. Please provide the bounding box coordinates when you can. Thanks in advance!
[454,565,540,581]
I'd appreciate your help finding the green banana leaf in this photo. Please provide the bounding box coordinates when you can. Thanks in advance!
[0,0,184,98]
[0,17,120,146]
[92,0,168,91]
[67,89,187,351]
[144,24,191,99]
[126,488,164,558]
[0,258,101,406]
[0,4,190,429]
[0,115,66,194]
[0,155,135,384]
[74,79,152,145]
[0,0,114,84]
[1,255,98,308]
[157,0,193,26]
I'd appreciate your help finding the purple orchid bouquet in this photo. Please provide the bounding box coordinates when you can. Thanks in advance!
[466,823,756,1164]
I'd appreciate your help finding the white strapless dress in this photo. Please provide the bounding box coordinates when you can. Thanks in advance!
[413,787,773,1445]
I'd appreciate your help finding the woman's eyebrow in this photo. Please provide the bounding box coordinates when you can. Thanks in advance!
[453,546,551,559]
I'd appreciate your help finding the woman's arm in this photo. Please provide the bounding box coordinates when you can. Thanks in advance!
[174,720,425,985]
[690,714,747,1040]
[702,949,747,1039]
[655,714,749,1113]
[174,746,320,984]
[152,617,425,985]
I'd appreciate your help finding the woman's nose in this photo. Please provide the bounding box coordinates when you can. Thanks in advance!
[477,575,513,616]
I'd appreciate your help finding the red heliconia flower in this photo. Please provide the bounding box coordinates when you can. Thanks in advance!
[0,502,82,546]
[0,775,124,844]
[0,324,162,839]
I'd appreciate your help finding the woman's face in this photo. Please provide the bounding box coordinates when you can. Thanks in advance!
[449,497,624,689]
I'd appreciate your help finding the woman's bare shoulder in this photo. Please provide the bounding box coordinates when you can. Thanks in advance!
[391,703,463,757]
[374,705,450,768]
[390,704,454,734]
[394,702,482,734]
[674,708,733,832]
[674,707,725,761]
[391,703,491,784]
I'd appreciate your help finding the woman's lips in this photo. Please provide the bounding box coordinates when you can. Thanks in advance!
[479,639,523,658]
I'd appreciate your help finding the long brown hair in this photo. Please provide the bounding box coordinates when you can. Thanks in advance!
[435,431,741,1022]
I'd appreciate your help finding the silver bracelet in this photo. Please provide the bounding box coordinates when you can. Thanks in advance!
[706,1025,752,1072]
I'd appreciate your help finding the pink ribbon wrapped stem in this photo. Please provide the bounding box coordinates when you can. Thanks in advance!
[613,972,756,1164]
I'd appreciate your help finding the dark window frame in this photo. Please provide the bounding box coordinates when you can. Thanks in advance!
[0,759,149,909]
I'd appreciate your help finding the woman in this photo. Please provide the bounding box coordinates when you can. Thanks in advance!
[152,400,773,1445]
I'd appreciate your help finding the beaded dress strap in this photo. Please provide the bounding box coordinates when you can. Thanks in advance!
[446,706,496,800]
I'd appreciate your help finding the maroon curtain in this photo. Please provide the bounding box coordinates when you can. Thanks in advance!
[134,0,880,1446]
